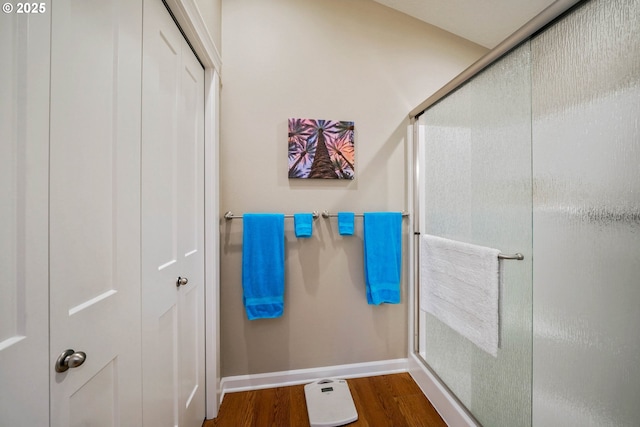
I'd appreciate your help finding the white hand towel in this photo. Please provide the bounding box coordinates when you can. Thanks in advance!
[420,234,501,357]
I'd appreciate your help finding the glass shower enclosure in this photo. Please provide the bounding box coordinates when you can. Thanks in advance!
[412,1,640,426]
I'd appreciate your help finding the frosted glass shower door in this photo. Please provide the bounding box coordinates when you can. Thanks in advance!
[531,0,640,425]
[417,43,533,427]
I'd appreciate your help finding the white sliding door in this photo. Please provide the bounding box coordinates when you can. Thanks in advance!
[141,0,206,425]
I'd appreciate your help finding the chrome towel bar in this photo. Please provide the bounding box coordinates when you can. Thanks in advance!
[321,210,409,218]
[498,253,524,260]
[223,211,319,220]
[414,232,523,260]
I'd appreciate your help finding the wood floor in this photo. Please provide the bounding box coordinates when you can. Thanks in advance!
[205,372,447,427]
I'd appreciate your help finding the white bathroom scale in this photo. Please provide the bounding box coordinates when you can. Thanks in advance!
[304,378,358,427]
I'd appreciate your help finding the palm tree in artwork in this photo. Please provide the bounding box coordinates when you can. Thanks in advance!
[288,118,355,179]
[288,118,315,178]
[307,120,339,179]
[333,121,354,146]
[326,126,354,179]
[330,157,350,180]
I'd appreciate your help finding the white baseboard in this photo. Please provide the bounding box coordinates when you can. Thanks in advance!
[408,353,479,427]
[219,358,409,402]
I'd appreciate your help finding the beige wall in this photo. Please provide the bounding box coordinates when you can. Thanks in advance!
[194,0,222,53]
[219,0,487,377]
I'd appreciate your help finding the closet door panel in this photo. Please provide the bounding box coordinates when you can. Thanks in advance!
[141,2,182,424]
[0,5,50,426]
[49,0,143,425]
[178,39,206,427]
[142,0,205,425]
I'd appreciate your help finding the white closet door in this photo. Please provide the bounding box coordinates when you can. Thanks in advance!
[0,5,50,426]
[49,0,144,426]
[141,0,206,425]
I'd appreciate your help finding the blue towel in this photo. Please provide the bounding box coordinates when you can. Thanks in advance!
[242,213,285,320]
[294,213,313,238]
[363,212,402,305]
[337,212,355,235]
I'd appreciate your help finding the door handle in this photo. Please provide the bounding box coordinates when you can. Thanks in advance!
[176,276,188,287]
[55,349,87,373]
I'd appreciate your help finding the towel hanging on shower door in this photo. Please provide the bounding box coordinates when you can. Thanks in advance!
[419,234,501,357]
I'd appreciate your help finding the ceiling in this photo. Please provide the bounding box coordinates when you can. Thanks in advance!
[372,0,557,48]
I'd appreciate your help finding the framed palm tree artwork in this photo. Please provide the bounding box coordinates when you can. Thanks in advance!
[288,118,355,179]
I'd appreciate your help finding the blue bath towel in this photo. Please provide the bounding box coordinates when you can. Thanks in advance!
[363,212,402,305]
[242,213,285,320]
[294,213,313,238]
[337,212,355,235]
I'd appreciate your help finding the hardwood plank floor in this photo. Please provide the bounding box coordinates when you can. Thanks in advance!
[205,372,447,427]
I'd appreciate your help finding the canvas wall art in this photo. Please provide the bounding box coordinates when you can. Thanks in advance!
[288,118,355,179]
